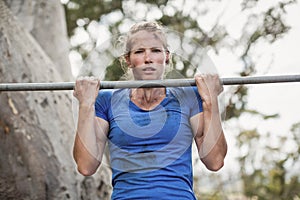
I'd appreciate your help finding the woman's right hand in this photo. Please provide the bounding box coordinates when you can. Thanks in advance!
[73,76,100,107]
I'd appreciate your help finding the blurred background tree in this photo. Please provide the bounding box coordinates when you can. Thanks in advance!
[0,0,111,199]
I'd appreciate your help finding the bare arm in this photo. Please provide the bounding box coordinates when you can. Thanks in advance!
[73,77,109,176]
[190,74,227,171]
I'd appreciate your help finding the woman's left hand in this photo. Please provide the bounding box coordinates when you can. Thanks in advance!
[194,74,223,106]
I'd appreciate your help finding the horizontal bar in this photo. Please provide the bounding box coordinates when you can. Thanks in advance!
[0,74,300,91]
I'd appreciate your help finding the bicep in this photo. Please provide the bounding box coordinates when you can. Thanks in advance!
[94,117,109,144]
[190,113,204,146]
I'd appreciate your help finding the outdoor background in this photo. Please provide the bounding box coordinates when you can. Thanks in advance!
[0,0,299,199]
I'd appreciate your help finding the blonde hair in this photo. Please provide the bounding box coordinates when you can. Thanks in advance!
[118,21,172,80]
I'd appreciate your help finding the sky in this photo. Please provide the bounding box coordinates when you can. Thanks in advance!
[213,0,300,160]
[194,0,300,192]
[212,1,300,132]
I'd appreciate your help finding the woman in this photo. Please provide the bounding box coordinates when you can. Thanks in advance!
[73,21,227,199]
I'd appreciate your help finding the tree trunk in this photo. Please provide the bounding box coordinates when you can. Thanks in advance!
[4,0,73,81]
[0,0,112,199]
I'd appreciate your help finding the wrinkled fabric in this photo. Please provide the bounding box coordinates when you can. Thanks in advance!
[94,87,202,200]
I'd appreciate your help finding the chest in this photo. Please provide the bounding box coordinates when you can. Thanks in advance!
[107,97,193,151]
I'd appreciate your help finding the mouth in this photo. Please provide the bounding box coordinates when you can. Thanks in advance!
[142,67,156,72]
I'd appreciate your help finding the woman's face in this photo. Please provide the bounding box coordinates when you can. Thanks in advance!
[126,30,169,80]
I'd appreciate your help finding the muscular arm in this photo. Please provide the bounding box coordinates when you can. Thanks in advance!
[73,106,108,176]
[72,77,109,176]
[190,100,227,171]
[190,74,227,171]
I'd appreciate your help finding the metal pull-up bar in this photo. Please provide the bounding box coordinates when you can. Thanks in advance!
[0,74,300,91]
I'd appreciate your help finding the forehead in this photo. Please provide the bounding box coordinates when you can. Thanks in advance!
[130,30,165,49]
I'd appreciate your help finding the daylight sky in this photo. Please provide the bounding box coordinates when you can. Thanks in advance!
[195,0,300,190]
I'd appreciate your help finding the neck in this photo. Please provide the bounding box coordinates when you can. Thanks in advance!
[131,87,165,102]
[130,87,166,109]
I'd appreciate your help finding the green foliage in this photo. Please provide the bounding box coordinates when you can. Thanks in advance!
[104,59,124,81]
[64,0,229,80]
[64,0,123,36]
[236,123,300,199]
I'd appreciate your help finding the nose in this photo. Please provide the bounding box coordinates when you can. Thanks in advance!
[144,49,152,64]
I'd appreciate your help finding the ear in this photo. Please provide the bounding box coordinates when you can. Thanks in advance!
[165,50,170,64]
[125,54,132,68]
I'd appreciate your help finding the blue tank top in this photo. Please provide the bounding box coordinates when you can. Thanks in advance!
[95,87,203,200]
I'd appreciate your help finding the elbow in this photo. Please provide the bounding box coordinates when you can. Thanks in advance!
[73,152,101,176]
[205,160,224,172]
[201,154,226,172]
[203,144,227,172]
[77,165,98,176]
[75,158,101,176]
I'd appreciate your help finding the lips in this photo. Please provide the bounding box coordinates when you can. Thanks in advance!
[142,67,156,71]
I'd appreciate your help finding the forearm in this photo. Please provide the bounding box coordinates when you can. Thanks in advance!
[73,104,102,175]
[199,98,227,171]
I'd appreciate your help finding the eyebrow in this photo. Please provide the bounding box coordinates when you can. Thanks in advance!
[133,47,163,50]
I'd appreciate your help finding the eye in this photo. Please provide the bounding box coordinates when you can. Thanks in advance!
[133,50,144,54]
[152,48,163,53]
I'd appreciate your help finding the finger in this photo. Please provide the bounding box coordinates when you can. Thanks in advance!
[75,76,84,87]
[194,74,208,88]
[97,79,101,90]
[73,90,77,97]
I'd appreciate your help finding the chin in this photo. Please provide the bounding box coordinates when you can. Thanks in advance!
[143,77,162,80]
[135,75,160,80]
[133,72,164,80]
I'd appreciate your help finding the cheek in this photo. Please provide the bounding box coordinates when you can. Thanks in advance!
[154,54,167,63]
[129,56,143,65]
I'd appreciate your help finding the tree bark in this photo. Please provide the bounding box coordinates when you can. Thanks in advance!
[4,0,73,81]
[0,0,112,199]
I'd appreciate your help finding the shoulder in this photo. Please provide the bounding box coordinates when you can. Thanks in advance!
[96,89,128,104]
[96,89,113,102]
[95,89,116,104]
[168,86,200,99]
[168,87,202,114]
[96,89,125,98]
